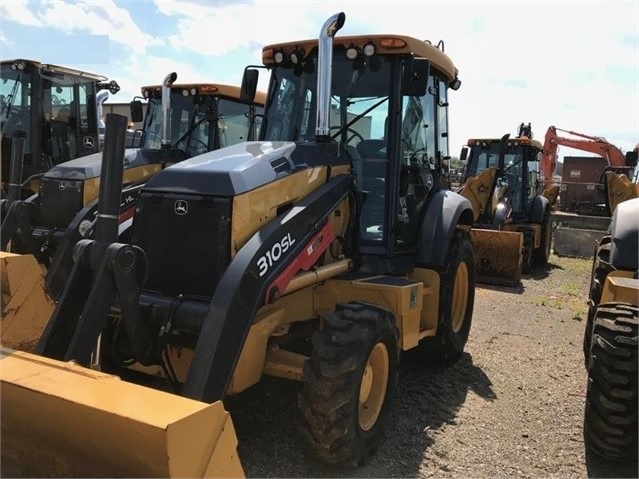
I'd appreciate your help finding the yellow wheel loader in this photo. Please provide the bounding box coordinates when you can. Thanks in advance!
[0,75,265,345]
[457,123,558,285]
[582,169,638,461]
[1,12,476,476]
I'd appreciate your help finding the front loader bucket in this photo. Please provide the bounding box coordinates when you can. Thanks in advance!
[0,347,244,478]
[0,252,54,352]
[470,229,523,286]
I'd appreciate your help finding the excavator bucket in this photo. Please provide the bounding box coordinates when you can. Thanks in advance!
[470,228,523,286]
[0,346,244,478]
[0,251,54,352]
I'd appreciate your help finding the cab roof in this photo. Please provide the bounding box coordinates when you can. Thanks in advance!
[467,137,544,151]
[139,83,266,106]
[262,34,458,84]
[1,58,108,81]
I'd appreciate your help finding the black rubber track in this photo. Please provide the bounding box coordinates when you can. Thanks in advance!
[297,301,399,467]
[584,302,638,461]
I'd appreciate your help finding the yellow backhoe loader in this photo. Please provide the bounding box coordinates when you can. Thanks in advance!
[1,12,476,476]
[457,123,558,285]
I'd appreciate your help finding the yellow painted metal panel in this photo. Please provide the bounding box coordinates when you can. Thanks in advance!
[0,347,244,478]
[470,229,523,286]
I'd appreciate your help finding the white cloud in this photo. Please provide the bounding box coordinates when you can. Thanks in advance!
[3,0,636,156]
[2,0,161,51]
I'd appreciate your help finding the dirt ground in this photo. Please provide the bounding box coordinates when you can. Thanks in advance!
[227,253,638,479]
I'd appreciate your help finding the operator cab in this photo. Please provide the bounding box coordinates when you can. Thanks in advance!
[0,59,119,197]
[461,137,544,218]
[130,84,265,161]
[247,36,461,273]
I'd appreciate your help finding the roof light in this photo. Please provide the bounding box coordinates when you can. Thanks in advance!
[363,41,376,57]
[11,60,25,71]
[345,43,360,60]
[182,89,189,97]
[274,49,285,64]
[290,47,304,65]
[190,87,197,95]
[379,37,407,49]
[142,89,149,98]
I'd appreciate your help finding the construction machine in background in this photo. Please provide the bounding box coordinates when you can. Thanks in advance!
[0,59,120,200]
[1,74,265,308]
[1,12,477,476]
[540,126,637,215]
[582,168,638,462]
[457,123,557,285]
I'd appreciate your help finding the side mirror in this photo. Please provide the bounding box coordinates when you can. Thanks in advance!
[401,58,429,97]
[130,100,144,123]
[460,146,469,162]
[625,149,638,167]
[240,68,259,103]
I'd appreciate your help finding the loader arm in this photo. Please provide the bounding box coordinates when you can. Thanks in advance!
[184,174,353,402]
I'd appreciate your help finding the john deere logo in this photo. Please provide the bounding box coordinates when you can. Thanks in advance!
[83,136,95,149]
[175,200,188,215]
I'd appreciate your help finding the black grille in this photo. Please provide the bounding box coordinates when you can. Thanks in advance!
[39,178,84,228]
[131,192,232,297]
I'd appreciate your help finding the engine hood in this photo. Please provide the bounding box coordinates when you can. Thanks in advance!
[142,140,349,197]
[142,141,310,197]
[42,148,185,181]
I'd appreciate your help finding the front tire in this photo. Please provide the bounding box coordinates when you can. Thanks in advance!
[584,303,638,461]
[417,229,475,365]
[297,302,399,467]
[532,211,552,266]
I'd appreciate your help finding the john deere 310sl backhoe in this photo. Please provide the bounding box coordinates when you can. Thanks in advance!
[1,12,477,477]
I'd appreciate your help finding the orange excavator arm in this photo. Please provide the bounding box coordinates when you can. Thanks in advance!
[540,126,628,183]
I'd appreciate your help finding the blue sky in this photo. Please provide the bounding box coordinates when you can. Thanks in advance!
[1,0,637,159]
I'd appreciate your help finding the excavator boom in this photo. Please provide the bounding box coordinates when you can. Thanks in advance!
[540,126,629,183]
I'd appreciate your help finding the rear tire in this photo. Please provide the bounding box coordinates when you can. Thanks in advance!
[584,303,638,461]
[532,211,552,266]
[416,229,475,365]
[298,302,399,467]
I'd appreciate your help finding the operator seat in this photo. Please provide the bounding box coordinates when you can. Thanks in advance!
[356,139,386,160]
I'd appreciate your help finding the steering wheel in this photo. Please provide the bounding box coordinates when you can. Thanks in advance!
[329,126,364,146]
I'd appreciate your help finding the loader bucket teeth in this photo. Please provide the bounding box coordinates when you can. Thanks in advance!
[0,251,55,352]
[470,229,523,286]
[0,347,244,478]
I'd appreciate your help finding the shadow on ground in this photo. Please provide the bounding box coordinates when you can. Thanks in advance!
[226,351,494,478]
[585,448,638,479]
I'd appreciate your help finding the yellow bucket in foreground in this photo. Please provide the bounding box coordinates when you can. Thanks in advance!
[0,347,244,478]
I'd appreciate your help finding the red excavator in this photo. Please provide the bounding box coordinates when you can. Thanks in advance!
[540,126,637,215]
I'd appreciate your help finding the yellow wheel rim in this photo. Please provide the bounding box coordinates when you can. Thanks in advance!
[359,342,389,431]
[451,261,469,333]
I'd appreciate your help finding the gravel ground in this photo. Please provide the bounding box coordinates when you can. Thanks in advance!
[227,253,638,478]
